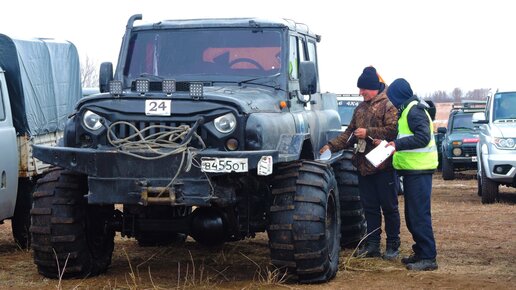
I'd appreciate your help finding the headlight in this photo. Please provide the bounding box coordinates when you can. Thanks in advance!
[452,148,462,156]
[492,137,515,149]
[83,110,103,131]
[214,113,236,134]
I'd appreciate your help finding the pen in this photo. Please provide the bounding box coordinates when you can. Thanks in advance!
[346,132,354,143]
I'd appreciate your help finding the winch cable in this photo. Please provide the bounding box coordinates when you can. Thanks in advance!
[106,120,213,197]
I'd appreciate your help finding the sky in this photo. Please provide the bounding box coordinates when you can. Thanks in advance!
[1,0,514,96]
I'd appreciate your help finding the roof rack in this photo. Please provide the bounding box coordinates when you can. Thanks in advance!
[451,100,486,112]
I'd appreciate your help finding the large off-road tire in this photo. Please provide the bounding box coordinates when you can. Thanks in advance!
[30,168,115,279]
[480,161,499,204]
[268,161,340,283]
[136,206,191,247]
[441,154,455,180]
[332,150,366,248]
[12,179,35,249]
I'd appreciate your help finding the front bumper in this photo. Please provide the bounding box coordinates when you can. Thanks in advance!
[482,149,516,185]
[33,145,279,205]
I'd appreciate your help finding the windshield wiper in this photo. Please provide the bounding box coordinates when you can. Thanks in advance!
[453,127,473,130]
[139,73,164,81]
[238,73,281,87]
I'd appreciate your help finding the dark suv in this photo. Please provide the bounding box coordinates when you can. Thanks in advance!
[30,14,366,283]
[439,101,486,180]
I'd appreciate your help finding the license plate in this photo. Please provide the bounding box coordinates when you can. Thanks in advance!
[201,157,248,173]
[472,156,477,162]
[145,100,171,116]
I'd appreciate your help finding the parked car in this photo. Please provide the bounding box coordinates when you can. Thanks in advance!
[473,90,516,203]
[439,101,486,180]
[336,94,362,130]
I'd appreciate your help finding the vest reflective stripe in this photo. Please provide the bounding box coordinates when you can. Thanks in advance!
[393,101,438,170]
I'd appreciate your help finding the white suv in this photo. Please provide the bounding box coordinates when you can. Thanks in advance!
[473,90,516,203]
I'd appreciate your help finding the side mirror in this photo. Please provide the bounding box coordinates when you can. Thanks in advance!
[99,62,114,93]
[437,127,447,134]
[299,61,317,95]
[472,111,487,124]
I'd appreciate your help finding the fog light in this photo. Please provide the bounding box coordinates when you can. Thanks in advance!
[226,138,239,151]
[452,148,462,156]
[494,165,511,175]
[136,78,150,94]
[109,80,123,95]
[162,80,176,94]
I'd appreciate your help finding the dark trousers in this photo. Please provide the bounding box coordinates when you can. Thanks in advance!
[403,174,437,259]
[358,170,400,244]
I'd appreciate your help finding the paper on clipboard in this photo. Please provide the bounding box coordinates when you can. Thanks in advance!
[318,149,332,161]
[365,140,395,167]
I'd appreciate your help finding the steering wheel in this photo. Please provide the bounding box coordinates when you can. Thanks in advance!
[228,58,265,70]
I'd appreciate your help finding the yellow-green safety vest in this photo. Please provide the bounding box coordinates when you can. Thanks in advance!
[393,101,438,170]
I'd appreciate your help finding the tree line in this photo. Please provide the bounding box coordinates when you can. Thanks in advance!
[421,88,490,103]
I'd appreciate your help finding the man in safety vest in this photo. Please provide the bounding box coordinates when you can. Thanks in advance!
[385,78,438,271]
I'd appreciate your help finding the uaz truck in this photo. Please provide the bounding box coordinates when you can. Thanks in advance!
[0,35,82,248]
[31,15,365,283]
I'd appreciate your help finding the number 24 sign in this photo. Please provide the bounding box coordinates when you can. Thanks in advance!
[145,100,171,116]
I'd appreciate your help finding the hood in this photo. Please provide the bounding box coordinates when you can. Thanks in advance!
[77,85,283,114]
[491,123,516,138]
[447,131,480,143]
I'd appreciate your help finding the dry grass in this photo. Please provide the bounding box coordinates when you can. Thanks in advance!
[0,171,515,289]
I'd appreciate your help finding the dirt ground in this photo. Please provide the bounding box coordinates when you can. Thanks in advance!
[0,171,514,290]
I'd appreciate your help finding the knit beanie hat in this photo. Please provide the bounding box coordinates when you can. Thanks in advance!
[387,78,414,108]
[357,66,381,90]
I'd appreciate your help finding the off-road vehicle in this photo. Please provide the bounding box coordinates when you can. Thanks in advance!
[473,90,516,203]
[439,101,485,180]
[0,35,82,248]
[31,15,366,283]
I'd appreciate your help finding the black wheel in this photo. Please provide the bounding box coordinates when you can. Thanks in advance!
[480,161,499,204]
[12,179,35,249]
[332,150,366,248]
[30,168,115,279]
[136,206,191,247]
[268,160,340,283]
[441,154,455,180]
[477,173,482,197]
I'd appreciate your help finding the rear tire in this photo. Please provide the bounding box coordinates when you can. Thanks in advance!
[332,150,366,248]
[268,160,340,283]
[441,154,455,180]
[12,179,35,249]
[30,168,115,278]
[480,162,499,204]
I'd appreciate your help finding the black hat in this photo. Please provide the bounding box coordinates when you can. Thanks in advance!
[387,78,413,108]
[357,66,381,90]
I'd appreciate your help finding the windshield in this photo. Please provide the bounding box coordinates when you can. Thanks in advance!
[493,92,516,120]
[124,29,283,84]
[451,113,476,132]
[337,100,361,126]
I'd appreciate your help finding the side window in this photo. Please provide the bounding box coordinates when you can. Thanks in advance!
[289,36,298,79]
[0,82,5,121]
[307,41,317,66]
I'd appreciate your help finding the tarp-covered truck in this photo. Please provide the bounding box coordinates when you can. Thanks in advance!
[0,34,82,247]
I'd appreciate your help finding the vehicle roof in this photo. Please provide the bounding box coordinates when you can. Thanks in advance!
[133,17,319,39]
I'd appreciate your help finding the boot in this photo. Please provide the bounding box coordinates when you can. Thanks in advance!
[354,241,381,258]
[382,240,400,260]
[401,254,420,265]
[406,259,438,271]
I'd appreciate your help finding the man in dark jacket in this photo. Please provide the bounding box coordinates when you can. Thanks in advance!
[386,78,439,271]
[320,66,400,259]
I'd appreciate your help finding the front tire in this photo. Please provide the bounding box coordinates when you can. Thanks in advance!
[480,162,499,204]
[441,154,455,180]
[268,161,340,283]
[30,168,115,278]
